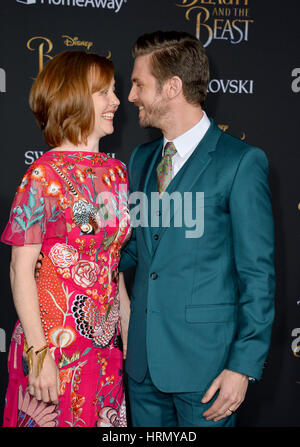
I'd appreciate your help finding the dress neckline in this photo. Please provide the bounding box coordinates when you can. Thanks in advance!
[43,150,111,162]
[45,150,108,156]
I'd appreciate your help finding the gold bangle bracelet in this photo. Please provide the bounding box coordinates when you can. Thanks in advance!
[26,346,34,375]
[23,342,49,377]
[24,342,34,375]
[35,344,48,355]
[25,344,34,354]
[35,344,49,378]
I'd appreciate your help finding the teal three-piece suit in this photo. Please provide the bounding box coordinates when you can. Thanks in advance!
[119,119,275,426]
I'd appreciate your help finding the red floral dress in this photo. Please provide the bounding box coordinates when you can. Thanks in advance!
[1,150,131,427]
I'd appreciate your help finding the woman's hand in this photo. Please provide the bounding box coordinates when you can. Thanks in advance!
[28,350,61,404]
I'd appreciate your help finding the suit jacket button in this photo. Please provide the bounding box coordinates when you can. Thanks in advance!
[154,234,159,240]
[150,272,158,280]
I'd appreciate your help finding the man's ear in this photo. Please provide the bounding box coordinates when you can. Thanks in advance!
[166,76,183,99]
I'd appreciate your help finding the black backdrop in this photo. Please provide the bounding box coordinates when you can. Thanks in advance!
[0,0,299,427]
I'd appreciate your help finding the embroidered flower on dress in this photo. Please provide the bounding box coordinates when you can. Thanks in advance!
[56,267,71,279]
[102,174,111,188]
[45,180,62,197]
[108,168,116,181]
[86,288,100,300]
[71,260,100,288]
[115,165,126,180]
[97,354,108,375]
[71,391,85,420]
[96,400,127,428]
[49,326,76,349]
[49,243,79,268]
[58,193,70,210]
[75,168,86,183]
[59,368,73,395]
[30,164,46,181]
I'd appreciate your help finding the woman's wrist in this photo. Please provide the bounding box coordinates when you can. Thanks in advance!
[25,340,49,377]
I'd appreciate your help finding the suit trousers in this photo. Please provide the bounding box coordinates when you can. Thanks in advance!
[127,368,236,427]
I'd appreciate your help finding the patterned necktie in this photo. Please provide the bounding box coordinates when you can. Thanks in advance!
[156,142,177,194]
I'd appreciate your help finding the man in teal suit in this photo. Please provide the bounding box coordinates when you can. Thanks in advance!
[118,31,275,427]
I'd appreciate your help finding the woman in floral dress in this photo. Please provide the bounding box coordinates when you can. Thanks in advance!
[1,51,131,427]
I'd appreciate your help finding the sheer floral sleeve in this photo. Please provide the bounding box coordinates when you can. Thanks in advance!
[1,161,66,246]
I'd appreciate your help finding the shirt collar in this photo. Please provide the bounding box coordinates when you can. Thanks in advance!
[163,110,211,158]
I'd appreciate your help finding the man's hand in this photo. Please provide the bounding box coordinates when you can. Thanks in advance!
[34,252,43,279]
[202,369,249,422]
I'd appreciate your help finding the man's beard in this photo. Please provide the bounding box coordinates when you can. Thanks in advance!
[139,95,168,130]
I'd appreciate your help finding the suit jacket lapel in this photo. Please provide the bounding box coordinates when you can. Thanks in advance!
[152,120,222,250]
[141,138,163,255]
[167,119,221,195]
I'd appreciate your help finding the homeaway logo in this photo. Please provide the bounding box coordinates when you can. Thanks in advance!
[17,0,127,12]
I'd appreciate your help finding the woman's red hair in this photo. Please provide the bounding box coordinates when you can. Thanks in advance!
[29,50,114,146]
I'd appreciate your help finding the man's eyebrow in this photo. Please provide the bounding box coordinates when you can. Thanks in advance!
[131,77,140,83]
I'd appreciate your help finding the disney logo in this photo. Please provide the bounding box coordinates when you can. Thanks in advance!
[62,35,93,51]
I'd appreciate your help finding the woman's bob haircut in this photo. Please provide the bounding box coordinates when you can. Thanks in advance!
[29,50,114,147]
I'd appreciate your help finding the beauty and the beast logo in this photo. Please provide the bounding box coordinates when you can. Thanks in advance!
[26,35,110,75]
[176,0,253,47]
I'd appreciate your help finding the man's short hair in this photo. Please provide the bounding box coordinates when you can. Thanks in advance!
[29,50,114,147]
[132,30,210,107]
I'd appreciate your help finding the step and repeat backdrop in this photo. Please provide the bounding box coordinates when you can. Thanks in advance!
[0,0,299,427]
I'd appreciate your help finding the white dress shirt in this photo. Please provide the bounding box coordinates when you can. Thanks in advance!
[163,110,211,179]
